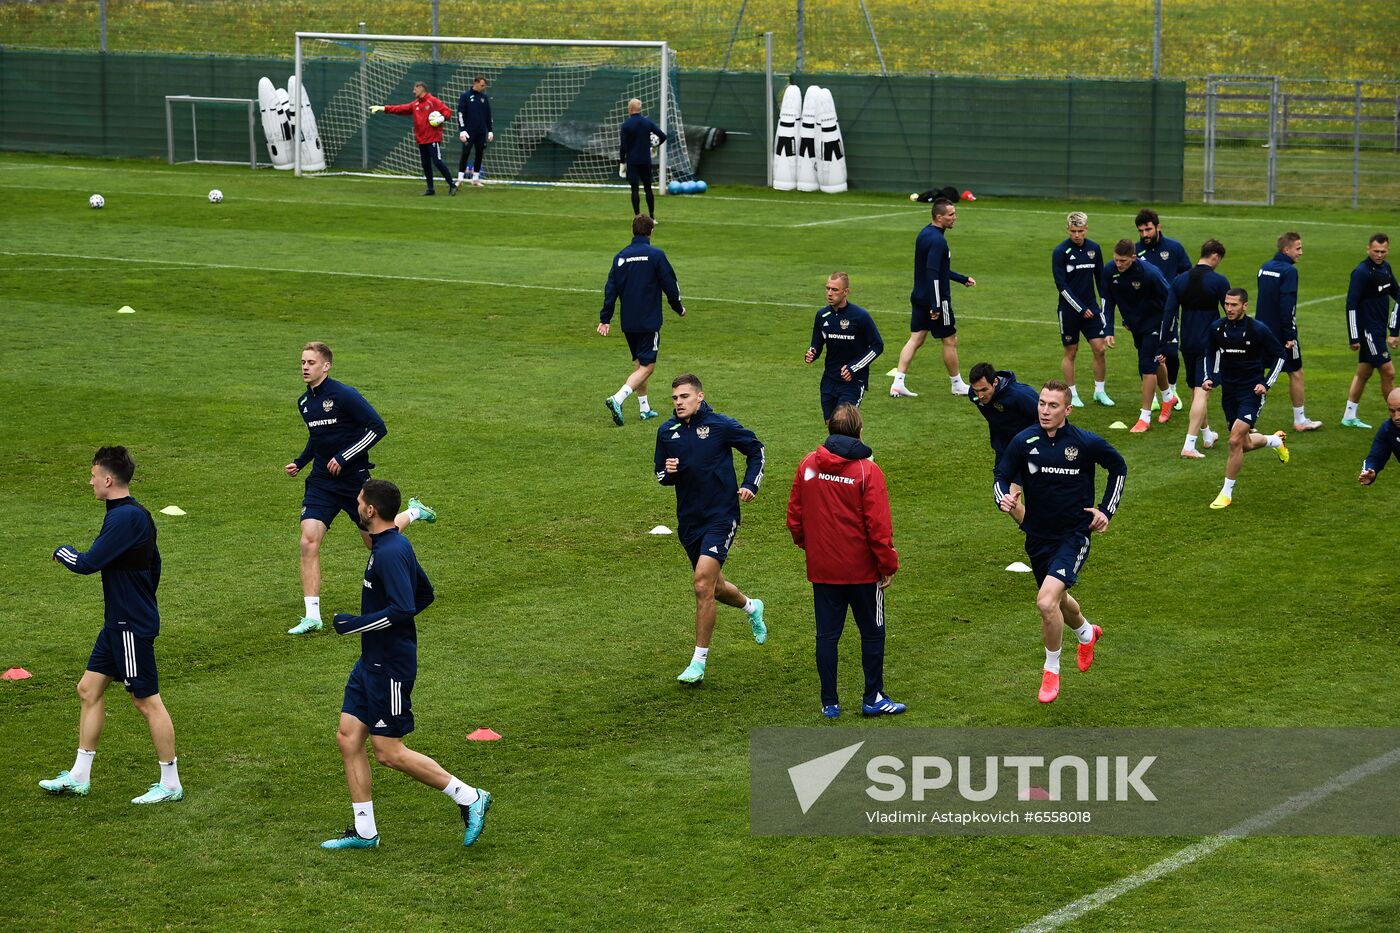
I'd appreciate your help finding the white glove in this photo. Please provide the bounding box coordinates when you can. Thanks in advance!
[459,131,469,144]
[618,163,627,179]
[487,131,494,143]
[369,105,385,114]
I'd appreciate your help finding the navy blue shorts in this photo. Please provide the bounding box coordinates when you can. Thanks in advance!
[911,303,956,338]
[1282,340,1303,373]
[682,519,739,568]
[301,475,368,527]
[1222,386,1266,428]
[820,375,868,420]
[1129,328,1163,376]
[624,330,660,366]
[342,659,415,738]
[87,626,159,698]
[1357,330,1393,367]
[1025,533,1091,589]
[626,163,654,187]
[1058,307,1106,346]
[1183,351,1210,389]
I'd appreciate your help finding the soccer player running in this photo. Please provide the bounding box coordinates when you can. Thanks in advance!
[321,480,491,850]
[654,374,767,684]
[1202,289,1290,510]
[599,214,686,425]
[994,382,1125,704]
[1101,240,1174,433]
[1135,209,1192,413]
[370,81,457,196]
[285,342,434,636]
[1052,211,1112,407]
[43,446,183,804]
[804,272,883,422]
[1341,233,1400,429]
[892,198,976,398]
[1164,239,1229,458]
[455,75,494,188]
[1256,232,1322,431]
[786,404,903,718]
[1358,387,1400,485]
[967,361,1040,526]
[619,98,666,219]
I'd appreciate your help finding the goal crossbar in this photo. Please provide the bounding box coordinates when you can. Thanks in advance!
[292,31,672,185]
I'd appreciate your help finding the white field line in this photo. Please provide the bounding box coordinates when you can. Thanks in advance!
[1015,744,1400,933]
[790,210,912,227]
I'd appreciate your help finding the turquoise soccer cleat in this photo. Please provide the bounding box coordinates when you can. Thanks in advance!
[288,617,323,636]
[747,598,767,645]
[408,497,437,523]
[131,783,183,804]
[604,397,624,426]
[1341,417,1373,429]
[462,789,493,847]
[320,827,380,849]
[639,410,660,421]
[38,770,90,796]
[1093,390,1115,407]
[677,660,706,683]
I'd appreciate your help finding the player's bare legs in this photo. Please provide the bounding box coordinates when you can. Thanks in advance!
[336,713,373,800]
[892,330,928,395]
[1061,343,1078,386]
[372,736,452,790]
[941,336,960,378]
[131,692,176,762]
[692,556,746,649]
[627,361,656,395]
[76,670,112,751]
[299,518,328,597]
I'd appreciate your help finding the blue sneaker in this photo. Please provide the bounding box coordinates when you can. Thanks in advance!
[462,789,492,847]
[604,397,624,426]
[861,693,907,716]
[288,616,322,636]
[38,770,90,796]
[321,826,380,849]
[408,497,436,523]
[677,659,706,683]
[639,410,660,421]
[131,783,183,804]
[821,704,841,719]
[747,598,767,645]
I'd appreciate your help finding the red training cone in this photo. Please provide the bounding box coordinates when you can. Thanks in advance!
[467,727,502,741]
[2,667,33,680]
[961,190,977,201]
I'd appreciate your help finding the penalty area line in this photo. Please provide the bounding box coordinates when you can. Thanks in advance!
[1014,744,1400,933]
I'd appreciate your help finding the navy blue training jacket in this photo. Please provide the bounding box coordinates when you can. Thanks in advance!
[294,377,387,486]
[455,87,492,136]
[1364,420,1400,476]
[1051,237,1104,319]
[619,114,665,166]
[332,528,435,680]
[994,422,1126,541]
[1136,234,1192,281]
[809,301,883,382]
[654,402,765,540]
[1101,257,1172,338]
[1205,316,1286,389]
[600,236,683,331]
[54,496,162,638]
[1256,252,1300,344]
[1346,257,1400,344]
[1165,265,1230,355]
[910,223,968,314]
[968,370,1040,458]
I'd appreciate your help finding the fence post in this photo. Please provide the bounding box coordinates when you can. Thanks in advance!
[99,0,108,52]
[431,0,440,63]
[765,32,774,188]
[1280,93,1288,150]
[1353,81,1362,209]
[359,22,368,170]
[1151,0,1161,80]
[795,0,804,74]
[1393,94,1399,153]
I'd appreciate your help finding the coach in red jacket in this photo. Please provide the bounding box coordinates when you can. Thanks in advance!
[371,81,457,196]
[786,404,904,718]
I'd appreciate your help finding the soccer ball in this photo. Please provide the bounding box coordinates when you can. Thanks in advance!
[89,194,104,209]
[428,111,445,127]
[208,189,223,204]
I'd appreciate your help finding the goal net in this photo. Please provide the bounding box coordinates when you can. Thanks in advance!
[293,32,695,186]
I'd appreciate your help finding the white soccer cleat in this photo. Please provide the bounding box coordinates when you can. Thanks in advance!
[890,384,918,398]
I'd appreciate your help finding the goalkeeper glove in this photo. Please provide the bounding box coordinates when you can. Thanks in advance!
[459,131,469,143]
[369,105,385,114]
[618,163,627,179]
[487,131,494,143]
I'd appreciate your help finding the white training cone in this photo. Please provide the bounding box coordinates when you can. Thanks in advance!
[117,306,136,314]
[160,506,187,516]
[1005,561,1032,573]
[649,525,672,535]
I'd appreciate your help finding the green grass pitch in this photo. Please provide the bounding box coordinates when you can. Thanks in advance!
[1,152,1398,931]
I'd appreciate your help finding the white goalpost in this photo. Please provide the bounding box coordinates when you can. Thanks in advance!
[292,31,694,188]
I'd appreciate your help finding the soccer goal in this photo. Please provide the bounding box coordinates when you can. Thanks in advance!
[292,32,695,188]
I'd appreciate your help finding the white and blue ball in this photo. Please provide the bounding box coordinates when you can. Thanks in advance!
[88,193,104,209]
[208,189,224,204]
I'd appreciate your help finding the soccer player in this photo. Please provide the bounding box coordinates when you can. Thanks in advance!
[455,75,494,187]
[804,272,883,421]
[1101,240,1174,433]
[370,81,457,196]
[1051,211,1112,407]
[1165,239,1229,458]
[285,342,435,636]
[42,446,183,804]
[1136,209,1192,411]
[967,361,1039,526]
[786,404,903,718]
[320,480,492,850]
[1257,232,1322,430]
[1358,387,1400,485]
[599,214,686,425]
[654,374,767,684]
[1202,289,1290,510]
[619,98,666,218]
[994,382,1125,704]
[891,198,976,398]
[1341,233,1400,428]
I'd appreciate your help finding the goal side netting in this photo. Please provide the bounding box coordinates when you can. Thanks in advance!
[293,33,696,186]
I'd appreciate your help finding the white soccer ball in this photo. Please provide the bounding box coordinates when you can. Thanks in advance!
[89,194,104,209]
[208,189,224,204]
[428,111,445,127]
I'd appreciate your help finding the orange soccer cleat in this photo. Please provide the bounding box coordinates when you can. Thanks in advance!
[1038,670,1061,703]
[1077,625,1103,672]
[1129,419,1150,433]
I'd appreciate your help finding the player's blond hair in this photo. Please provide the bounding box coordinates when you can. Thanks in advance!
[827,271,850,288]
[1066,211,1088,227]
[302,341,332,363]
